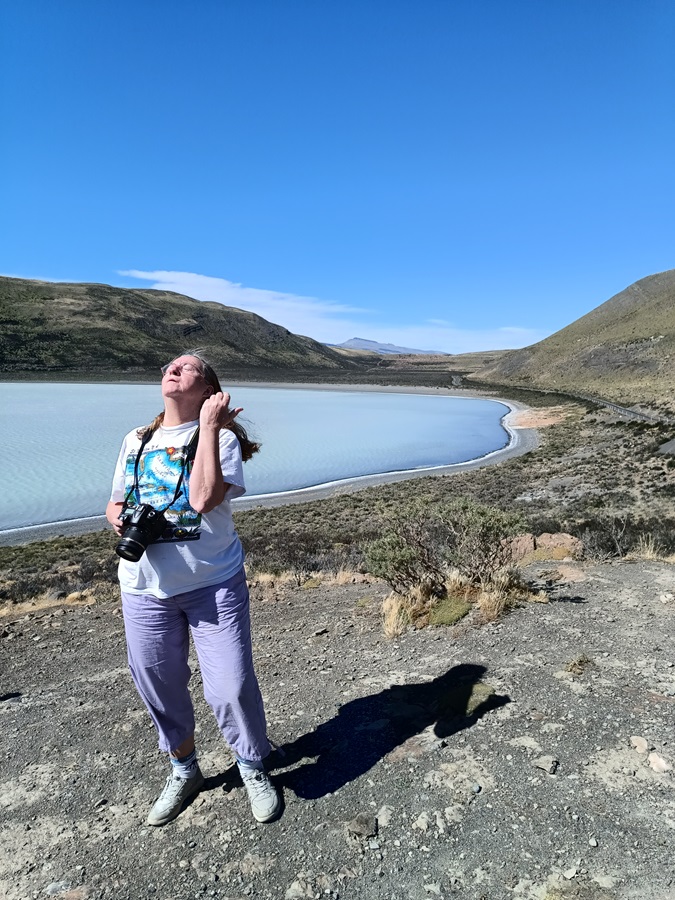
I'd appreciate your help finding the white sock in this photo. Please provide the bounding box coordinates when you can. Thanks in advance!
[171,748,199,779]
[235,755,264,774]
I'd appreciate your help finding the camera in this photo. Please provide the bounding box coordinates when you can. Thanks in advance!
[115,504,168,562]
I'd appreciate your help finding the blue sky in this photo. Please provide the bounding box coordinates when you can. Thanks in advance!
[2,1,674,352]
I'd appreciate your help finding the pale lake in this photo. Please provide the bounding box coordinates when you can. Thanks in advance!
[1,383,511,532]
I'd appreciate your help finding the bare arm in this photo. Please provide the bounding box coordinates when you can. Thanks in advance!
[106,500,125,536]
[189,392,243,514]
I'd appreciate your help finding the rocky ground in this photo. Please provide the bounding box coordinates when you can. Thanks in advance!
[2,558,675,900]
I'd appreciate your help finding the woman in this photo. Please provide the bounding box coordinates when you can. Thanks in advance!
[106,351,279,827]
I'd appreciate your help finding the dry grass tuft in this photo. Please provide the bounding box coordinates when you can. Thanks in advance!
[382,593,411,638]
[331,567,362,585]
[628,534,667,561]
[475,588,508,623]
[566,653,594,676]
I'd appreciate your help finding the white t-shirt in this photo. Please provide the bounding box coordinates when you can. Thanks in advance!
[110,420,246,599]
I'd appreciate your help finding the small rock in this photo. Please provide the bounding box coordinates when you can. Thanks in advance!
[589,837,598,847]
[285,879,312,900]
[424,884,442,895]
[471,783,482,794]
[533,755,559,775]
[648,752,671,773]
[346,813,377,838]
[412,812,431,832]
[660,593,674,604]
[44,884,71,896]
[376,805,394,827]
[563,867,578,880]
[630,736,650,754]
[535,532,584,559]
[313,627,328,636]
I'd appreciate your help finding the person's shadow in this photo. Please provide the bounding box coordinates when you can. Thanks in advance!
[266,663,509,799]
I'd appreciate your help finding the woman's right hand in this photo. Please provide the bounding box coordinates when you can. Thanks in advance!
[106,501,125,536]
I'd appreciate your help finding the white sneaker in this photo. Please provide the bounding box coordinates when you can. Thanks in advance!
[147,768,204,826]
[239,767,280,822]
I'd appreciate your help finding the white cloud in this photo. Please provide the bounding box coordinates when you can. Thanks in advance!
[120,269,547,353]
[119,269,366,341]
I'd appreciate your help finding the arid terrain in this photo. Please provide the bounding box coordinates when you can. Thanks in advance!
[2,384,675,900]
[2,556,675,900]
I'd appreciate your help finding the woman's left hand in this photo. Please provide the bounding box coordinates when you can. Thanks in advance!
[200,392,243,430]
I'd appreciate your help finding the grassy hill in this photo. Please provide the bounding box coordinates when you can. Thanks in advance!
[469,269,675,416]
[0,276,362,379]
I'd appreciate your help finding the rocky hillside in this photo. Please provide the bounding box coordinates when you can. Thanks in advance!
[0,277,361,378]
[469,269,675,415]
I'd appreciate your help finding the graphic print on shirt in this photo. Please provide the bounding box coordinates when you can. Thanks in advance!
[124,445,201,542]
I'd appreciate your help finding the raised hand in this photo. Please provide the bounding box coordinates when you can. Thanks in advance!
[199,391,243,430]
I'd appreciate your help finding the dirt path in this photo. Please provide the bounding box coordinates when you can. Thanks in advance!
[2,560,675,899]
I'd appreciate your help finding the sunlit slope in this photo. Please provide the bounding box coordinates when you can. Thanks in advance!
[470,269,675,413]
[0,277,360,377]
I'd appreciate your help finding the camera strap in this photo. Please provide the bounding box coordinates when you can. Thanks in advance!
[122,426,201,513]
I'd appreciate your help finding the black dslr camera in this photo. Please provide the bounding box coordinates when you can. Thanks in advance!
[115,504,168,562]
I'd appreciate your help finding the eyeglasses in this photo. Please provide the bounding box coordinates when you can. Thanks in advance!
[161,362,203,376]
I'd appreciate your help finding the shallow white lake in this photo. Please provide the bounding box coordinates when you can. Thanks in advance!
[0,383,509,531]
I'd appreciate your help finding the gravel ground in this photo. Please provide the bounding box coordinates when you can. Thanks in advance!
[2,559,675,900]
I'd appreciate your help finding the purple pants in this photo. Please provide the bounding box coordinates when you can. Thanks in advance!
[121,567,271,761]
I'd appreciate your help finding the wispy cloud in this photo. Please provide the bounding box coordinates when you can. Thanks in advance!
[120,269,547,353]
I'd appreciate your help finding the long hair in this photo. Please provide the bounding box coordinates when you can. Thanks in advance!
[138,350,261,462]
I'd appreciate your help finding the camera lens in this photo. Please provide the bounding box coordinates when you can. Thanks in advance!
[115,522,155,561]
[115,533,149,562]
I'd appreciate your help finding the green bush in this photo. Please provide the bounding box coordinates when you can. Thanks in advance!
[364,497,526,595]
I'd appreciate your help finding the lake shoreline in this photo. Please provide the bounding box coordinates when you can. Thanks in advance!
[0,387,538,547]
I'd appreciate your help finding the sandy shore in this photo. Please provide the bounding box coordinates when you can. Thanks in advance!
[0,387,538,547]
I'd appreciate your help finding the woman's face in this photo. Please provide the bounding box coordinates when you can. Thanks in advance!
[161,355,214,406]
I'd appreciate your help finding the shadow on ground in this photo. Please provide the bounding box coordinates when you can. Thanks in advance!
[262,663,509,799]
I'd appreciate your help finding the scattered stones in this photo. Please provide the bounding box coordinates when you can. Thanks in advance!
[660,593,674,604]
[533,755,559,775]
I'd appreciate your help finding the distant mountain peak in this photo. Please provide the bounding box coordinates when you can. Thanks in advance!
[329,337,448,356]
